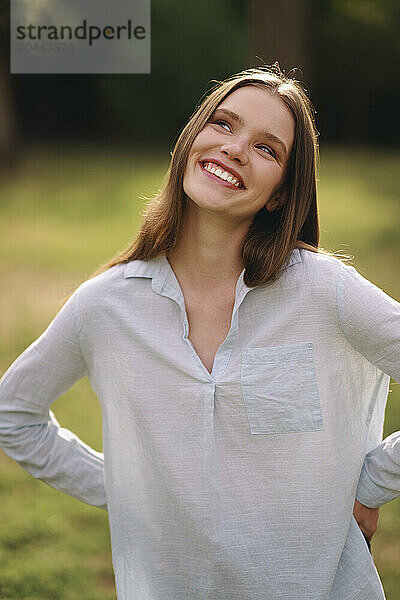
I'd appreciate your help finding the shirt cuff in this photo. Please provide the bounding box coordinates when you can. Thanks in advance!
[356,463,390,508]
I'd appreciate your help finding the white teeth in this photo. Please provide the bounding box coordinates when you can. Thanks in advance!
[202,162,243,188]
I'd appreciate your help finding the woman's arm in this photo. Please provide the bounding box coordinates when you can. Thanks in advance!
[0,288,107,510]
[337,262,400,508]
[355,432,400,508]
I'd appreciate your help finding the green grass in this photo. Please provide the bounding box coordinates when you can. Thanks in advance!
[0,143,399,599]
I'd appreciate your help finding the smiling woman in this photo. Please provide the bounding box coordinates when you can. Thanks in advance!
[95,65,320,288]
[183,86,294,220]
[0,64,399,600]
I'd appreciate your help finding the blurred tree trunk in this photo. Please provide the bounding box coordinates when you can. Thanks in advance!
[0,4,18,168]
[247,0,311,80]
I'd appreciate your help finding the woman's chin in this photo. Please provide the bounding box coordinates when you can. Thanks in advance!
[188,194,236,213]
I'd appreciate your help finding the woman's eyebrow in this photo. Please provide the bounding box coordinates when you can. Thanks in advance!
[213,108,288,158]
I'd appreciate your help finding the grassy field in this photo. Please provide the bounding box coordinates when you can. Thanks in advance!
[0,143,399,599]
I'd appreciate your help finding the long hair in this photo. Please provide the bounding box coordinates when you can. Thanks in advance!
[91,64,338,287]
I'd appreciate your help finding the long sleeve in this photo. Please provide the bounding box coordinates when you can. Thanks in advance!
[336,263,400,507]
[0,287,107,510]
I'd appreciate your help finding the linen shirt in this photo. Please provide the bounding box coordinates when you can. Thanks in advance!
[0,248,399,600]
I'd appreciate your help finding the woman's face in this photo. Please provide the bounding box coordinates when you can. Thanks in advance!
[183,85,295,221]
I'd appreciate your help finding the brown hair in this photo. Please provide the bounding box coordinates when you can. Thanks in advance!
[91,64,338,287]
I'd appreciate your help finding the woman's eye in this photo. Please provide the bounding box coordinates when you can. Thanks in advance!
[257,144,276,158]
[213,119,231,131]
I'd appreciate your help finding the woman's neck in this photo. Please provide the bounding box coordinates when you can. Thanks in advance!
[167,203,250,294]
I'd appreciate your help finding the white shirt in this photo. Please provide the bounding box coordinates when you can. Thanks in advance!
[0,248,399,600]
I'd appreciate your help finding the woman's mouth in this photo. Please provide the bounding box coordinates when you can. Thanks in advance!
[199,161,245,190]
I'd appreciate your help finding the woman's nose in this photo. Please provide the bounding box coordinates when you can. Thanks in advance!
[220,139,248,165]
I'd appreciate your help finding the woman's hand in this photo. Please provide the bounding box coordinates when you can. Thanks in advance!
[353,498,379,543]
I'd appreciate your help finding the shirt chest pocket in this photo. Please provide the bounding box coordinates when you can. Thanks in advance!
[240,342,324,435]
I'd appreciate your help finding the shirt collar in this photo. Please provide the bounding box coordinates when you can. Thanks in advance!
[123,254,169,294]
[123,248,302,293]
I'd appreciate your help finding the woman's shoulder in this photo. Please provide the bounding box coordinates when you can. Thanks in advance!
[71,263,128,307]
[294,248,352,282]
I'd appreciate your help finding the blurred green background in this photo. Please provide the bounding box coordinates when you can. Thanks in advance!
[0,0,399,599]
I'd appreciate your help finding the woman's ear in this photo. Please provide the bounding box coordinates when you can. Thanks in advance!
[265,192,286,212]
[265,198,279,212]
